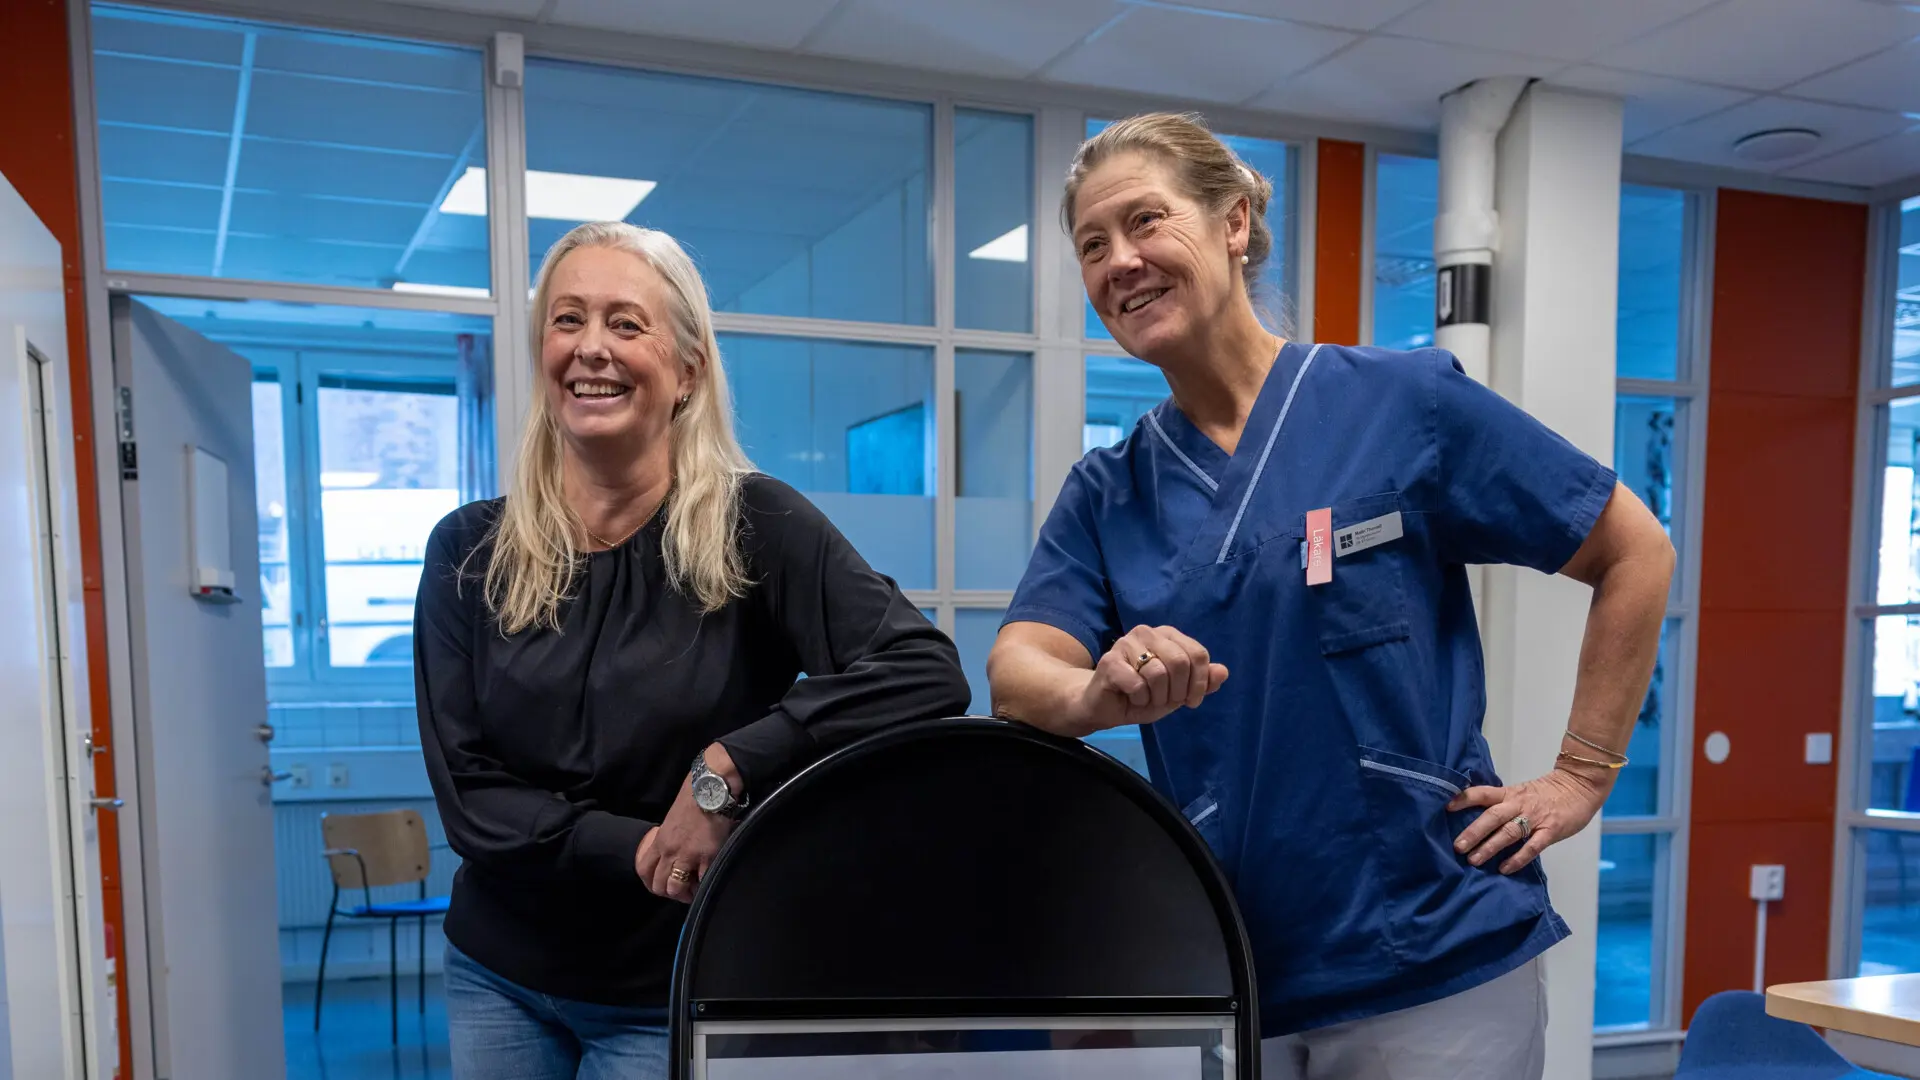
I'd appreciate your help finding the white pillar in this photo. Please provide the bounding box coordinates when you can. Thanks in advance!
[1479,83,1623,1080]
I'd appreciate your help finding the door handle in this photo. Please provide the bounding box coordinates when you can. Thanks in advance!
[89,797,124,811]
[261,767,292,787]
[255,723,275,743]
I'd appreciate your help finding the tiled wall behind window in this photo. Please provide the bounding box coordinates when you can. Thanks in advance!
[270,701,418,748]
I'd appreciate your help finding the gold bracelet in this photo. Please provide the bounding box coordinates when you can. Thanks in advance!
[1557,750,1628,770]
[1565,729,1628,760]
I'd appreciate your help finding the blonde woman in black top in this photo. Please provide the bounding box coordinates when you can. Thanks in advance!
[415,221,970,1079]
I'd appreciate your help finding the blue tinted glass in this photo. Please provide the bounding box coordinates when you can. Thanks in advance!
[1617,185,1688,381]
[527,60,932,325]
[1868,614,1920,812]
[954,608,1004,715]
[956,350,1032,590]
[1082,120,1293,342]
[1373,154,1438,351]
[1084,354,1170,452]
[1596,833,1662,1028]
[1860,829,1920,974]
[92,4,489,292]
[1615,396,1687,604]
[956,110,1033,333]
[1894,196,1920,387]
[720,334,934,589]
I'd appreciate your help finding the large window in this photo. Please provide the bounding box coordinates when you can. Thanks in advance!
[1371,153,1438,351]
[91,4,489,292]
[1597,183,1701,1033]
[139,296,493,701]
[1847,194,1920,976]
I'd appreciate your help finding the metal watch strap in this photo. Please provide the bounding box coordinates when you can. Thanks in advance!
[692,753,748,819]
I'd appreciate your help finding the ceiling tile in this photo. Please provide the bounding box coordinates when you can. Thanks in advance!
[1173,0,1429,32]
[804,0,1122,80]
[1781,126,1920,186]
[1628,95,1911,172]
[547,0,844,51]
[1251,36,1557,129]
[1382,0,1722,64]
[1549,66,1752,141]
[1595,0,1920,93]
[1044,6,1356,105]
[392,0,548,15]
[1789,37,1920,113]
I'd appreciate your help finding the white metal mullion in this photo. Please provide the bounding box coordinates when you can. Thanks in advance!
[1833,198,1901,977]
[1850,810,1920,832]
[95,271,497,317]
[1599,818,1682,835]
[1358,144,1377,347]
[1033,105,1090,537]
[1293,139,1316,341]
[935,98,957,603]
[713,311,943,346]
[485,32,532,494]
[1616,377,1702,399]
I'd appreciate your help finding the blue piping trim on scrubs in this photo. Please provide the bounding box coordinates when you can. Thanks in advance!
[1146,409,1219,492]
[1217,343,1322,565]
[1357,758,1462,797]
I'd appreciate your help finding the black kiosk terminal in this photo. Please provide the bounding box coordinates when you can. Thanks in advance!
[668,717,1262,1079]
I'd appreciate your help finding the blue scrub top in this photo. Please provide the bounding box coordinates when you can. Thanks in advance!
[1005,343,1618,1035]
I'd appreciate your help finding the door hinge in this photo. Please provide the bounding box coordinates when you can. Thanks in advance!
[115,386,137,480]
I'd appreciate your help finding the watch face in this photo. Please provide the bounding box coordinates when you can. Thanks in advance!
[693,773,729,812]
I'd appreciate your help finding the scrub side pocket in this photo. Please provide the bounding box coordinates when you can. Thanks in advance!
[1355,747,1474,968]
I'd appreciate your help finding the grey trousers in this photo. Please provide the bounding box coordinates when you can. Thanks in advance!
[1260,957,1548,1080]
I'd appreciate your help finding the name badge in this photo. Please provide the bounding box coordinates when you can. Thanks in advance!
[1335,511,1403,558]
[1305,507,1332,586]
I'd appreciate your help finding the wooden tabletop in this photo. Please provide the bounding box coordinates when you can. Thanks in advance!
[1767,974,1920,1047]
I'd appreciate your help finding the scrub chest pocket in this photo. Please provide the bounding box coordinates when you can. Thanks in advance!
[1295,492,1411,655]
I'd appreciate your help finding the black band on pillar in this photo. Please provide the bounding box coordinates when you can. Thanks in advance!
[1434,263,1490,328]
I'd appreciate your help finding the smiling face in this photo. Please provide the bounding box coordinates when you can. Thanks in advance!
[1071,151,1249,364]
[538,244,693,457]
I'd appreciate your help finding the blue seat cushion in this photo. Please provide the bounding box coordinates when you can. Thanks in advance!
[345,896,450,918]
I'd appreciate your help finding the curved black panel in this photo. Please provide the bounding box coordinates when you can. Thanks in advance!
[669,719,1260,1077]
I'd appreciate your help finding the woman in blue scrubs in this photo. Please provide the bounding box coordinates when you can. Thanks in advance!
[988,113,1675,1079]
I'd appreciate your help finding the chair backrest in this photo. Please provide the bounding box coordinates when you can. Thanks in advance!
[320,809,430,890]
[1677,991,1852,1076]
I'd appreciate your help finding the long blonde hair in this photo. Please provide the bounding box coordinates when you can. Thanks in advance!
[484,222,755,632]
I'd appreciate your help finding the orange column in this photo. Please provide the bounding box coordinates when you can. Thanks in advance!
[0,1,131,1074]
[1313,139,1365,346]
[1685,189,1867,1021]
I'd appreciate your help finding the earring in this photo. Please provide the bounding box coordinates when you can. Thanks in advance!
[1240,253,1249,266]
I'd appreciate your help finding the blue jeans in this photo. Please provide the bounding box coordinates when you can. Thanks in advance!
[445,943,669,1080]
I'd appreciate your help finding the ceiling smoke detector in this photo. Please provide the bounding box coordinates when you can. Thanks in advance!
[1731,128,1822,162]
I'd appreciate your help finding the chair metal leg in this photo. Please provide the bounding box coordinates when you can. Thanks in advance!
[314,889,338,1032]
[389,917,399,1045]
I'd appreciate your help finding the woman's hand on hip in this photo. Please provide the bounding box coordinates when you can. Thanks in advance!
[1080,625,1229,730]
[634,773,735,904]
[1446,763,1611,875]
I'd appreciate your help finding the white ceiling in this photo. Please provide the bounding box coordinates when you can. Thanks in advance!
[388,0,1920,188]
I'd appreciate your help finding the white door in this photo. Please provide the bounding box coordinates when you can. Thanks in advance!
[112,297,284,1080]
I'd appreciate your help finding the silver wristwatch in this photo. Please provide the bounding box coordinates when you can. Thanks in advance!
[691,752,748,819]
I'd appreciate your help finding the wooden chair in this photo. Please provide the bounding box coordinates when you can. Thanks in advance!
[316,809,451,1043]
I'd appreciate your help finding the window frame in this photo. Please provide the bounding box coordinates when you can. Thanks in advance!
[249,345,462,702]
[1833,195,1920,979]
[1593,183,1714,1039]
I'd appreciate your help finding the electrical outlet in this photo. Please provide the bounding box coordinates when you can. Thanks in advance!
[1750,864,1785,902]
[326,763,349,790]
[1805,733,1833,765]
[288,764,311,790]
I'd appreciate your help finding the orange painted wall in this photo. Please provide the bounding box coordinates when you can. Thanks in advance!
[0,1,131,1074]
[1684,189,1867,1023]
[1313,139,1364,345]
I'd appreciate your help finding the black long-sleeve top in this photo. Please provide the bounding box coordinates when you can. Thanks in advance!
[414,474,972,1005]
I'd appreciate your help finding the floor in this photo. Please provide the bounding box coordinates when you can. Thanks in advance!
[284,976,451,1080]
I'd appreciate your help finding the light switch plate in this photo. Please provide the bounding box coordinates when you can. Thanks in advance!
[289,764,311,790]
[326,763,349,789]
[1750,864,1785,902]
[1806,732,1833,765]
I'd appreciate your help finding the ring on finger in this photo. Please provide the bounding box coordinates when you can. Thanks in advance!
[1512,814,1532,840]
[1132,649,1158,674]
[668,865,691,884]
